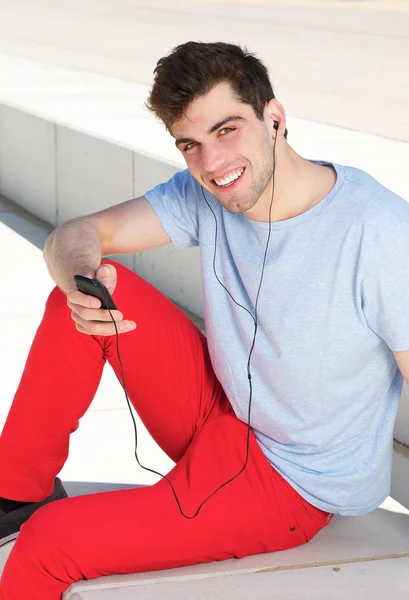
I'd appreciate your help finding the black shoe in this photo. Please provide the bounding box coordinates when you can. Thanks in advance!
[0,478,68,547]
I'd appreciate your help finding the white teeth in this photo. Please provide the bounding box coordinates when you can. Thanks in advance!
[214,168,244,187]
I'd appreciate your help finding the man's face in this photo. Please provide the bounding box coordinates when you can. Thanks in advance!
[172,82,275,215]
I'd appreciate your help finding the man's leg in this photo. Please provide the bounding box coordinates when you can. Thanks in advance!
[0,260,229,501]
[0,412,330,600]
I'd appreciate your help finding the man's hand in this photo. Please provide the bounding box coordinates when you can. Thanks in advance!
[66,264,137,336]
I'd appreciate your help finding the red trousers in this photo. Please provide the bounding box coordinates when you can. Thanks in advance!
[0,261,330,600]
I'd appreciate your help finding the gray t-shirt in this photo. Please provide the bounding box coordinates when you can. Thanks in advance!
[144,160,409,516]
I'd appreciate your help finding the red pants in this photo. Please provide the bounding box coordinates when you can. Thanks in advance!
[0,261,330,600]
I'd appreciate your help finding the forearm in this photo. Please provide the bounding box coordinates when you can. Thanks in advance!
[43,217,102,294]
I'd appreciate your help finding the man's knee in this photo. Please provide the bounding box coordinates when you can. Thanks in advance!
[19,498,66,548]
[16,499,77,582]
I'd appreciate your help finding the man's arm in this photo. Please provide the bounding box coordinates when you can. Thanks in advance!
[393,350,409,386]
[43,196,171,293]
[87,196,171,257]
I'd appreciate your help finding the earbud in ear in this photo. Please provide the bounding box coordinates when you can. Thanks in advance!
[273,120,279,131]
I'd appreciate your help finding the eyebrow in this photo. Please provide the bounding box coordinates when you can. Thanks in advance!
[175,115,246,147]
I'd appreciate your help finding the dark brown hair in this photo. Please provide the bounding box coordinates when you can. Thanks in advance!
[146,41,288,138]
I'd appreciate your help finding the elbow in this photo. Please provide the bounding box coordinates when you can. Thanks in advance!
[43,229,56,261]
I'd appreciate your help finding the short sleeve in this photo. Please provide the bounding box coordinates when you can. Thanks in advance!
[361,223,409,351]
[144,169,201,248]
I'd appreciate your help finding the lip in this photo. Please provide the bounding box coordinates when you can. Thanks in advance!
[211,167,246,192]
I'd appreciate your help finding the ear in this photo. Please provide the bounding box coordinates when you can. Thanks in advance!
[264,98,286,138]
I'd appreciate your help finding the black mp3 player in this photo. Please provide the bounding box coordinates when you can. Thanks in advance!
[74,275,118,310]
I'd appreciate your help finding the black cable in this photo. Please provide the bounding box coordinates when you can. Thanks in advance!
[108,124,278,519]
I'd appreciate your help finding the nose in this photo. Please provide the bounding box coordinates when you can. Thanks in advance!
[201,143,225,176]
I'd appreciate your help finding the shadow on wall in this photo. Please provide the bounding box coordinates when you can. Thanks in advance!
[0,195,52,249]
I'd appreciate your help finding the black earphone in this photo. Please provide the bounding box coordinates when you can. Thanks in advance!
[102,118,280,519]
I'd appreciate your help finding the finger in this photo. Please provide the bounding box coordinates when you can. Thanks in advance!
[67,301,123,323]
[67,289,102,309]
[67,269,96,295]
[95,264,117,293]
[72,312,136,336]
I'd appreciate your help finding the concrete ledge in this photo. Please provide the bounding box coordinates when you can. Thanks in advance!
[1,488,409,598]
[56,125,134,224]
[58,492,409,598]
[0,105,56,224]
[66,556,409,599]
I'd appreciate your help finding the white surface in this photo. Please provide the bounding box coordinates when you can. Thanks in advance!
[0,104,56,224]
[56,125,134,224]
[0,52,408,201]
[133,153,179,198]
[0,0,408,142]
[65,556,409,600]
[3,535,409,600]
[134,244,204,320]
[0,54,183,167]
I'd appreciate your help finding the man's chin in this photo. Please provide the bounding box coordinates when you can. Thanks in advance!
[221,194,257,215]
[217,197,248,214]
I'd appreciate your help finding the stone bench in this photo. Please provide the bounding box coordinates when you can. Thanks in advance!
[2,495,409,598]
[60,495,409,598]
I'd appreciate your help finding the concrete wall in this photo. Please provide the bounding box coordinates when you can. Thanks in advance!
[0,103,203,316]
[1,101,408,447]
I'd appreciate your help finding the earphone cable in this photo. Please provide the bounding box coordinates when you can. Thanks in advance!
[108,126,278,519]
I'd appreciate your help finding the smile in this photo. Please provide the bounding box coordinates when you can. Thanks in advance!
[213,168,245,187]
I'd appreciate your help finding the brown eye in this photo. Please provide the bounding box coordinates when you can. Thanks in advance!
[184,142,198,152]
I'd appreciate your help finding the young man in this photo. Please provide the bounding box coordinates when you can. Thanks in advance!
[1,41,409,599]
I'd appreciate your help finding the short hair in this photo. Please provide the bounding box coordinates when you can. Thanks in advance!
[146,41,288,138]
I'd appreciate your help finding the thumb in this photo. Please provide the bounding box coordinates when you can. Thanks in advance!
[67,268,96,295]
[95,263,117,294]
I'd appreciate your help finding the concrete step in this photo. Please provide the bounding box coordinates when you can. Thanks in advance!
[2,495,409,598]
[66,556,409,600]
[60,494,409,598]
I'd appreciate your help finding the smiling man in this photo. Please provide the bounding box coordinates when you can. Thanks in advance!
[1,41,409,600]
[171,80,336,221]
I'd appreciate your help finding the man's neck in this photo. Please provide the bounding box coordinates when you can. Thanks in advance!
[244,145,337,224]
